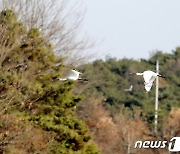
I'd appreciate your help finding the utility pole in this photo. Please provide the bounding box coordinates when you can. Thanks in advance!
[154,60,159,134]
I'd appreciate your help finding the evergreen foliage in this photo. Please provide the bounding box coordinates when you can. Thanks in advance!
[80,51,180,131]
[0,9,99,154]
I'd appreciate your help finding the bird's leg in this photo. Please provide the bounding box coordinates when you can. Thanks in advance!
[78,78,88,81]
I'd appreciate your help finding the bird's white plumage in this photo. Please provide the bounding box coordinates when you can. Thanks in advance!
[142,71,157,83]
[67,70,80,80]
[135,70,160,92]
[144,82,153,92]
[59,69,82,81]
[124,85,133,92]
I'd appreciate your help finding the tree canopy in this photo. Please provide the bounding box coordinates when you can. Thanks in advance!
[79,50,180,130]
[0,9,99,154]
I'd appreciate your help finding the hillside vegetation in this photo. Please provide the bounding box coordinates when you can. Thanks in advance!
[77,50,180,154]
[79,50,179,122]
[0,5,179,154]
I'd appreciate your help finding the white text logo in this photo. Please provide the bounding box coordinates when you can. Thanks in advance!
[134,137,180,152]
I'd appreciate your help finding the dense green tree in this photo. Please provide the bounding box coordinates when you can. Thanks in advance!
[0,9,99,154]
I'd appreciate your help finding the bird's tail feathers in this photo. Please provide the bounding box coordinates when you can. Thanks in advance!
[78,78,88,81]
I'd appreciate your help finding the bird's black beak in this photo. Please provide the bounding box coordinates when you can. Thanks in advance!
[161,76,166,79]
[158,75,166,78]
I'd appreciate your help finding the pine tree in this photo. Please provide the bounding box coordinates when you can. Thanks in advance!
[0,9,99,154]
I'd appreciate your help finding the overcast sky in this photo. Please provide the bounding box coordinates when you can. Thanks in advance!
[75,0,180,59]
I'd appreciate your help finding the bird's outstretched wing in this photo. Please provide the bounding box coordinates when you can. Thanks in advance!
[149,75,157,83]
[124,85,133,91]
[144,82,153,92]
[129,85,133,90]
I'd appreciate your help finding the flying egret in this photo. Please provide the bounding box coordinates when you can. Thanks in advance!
[124,85,133,92]
[59,69,88,81]
[129,70,165,92]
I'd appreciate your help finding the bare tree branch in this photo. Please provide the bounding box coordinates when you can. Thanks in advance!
[0,0,95,65]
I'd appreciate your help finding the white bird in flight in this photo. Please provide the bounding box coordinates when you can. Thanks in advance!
[59,69,88,81]
[124,85,133,92]
[129,70,165,92]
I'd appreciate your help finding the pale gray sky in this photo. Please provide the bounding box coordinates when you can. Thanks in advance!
[76,0,180,59]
